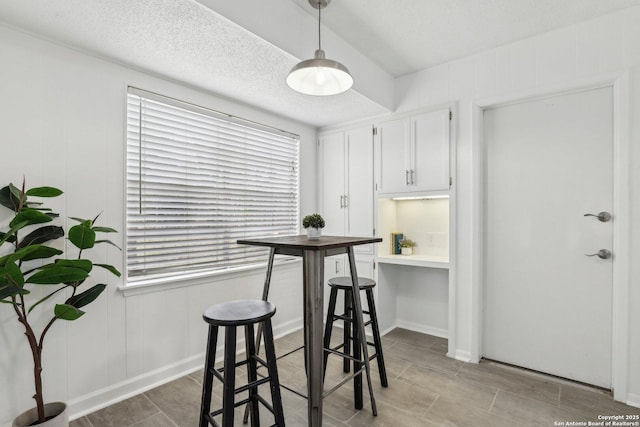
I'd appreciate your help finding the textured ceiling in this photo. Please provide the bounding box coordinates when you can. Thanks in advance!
[0,0,389,128]
[1,0,639,128]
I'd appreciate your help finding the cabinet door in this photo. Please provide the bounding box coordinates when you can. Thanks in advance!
[376,118,410,194]
[346,125,374,239]
[411,109,450,191]
[320,131,346,235]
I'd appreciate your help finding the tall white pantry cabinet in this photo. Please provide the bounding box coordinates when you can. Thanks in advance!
[319,125,375,280]
[318,108,451,336]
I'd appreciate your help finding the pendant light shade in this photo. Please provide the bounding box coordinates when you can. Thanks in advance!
[287,0,353,96]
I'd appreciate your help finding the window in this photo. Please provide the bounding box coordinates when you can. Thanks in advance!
[126,88,299,281]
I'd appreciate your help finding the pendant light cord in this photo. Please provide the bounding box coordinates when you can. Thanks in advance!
[317,1,322,51]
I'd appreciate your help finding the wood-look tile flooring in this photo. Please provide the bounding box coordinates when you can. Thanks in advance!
[71,328,639,426]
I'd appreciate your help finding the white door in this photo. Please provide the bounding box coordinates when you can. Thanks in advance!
[483,87,613,388]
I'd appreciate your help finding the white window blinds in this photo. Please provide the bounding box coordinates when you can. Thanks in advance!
[126,88,299,280]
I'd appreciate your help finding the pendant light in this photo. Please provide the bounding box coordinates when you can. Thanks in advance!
[286,0,353,96]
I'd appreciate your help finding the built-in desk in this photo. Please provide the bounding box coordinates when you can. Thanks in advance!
[377,254,449,269]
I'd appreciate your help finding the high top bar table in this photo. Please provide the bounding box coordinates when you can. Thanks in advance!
[237,235,382,427]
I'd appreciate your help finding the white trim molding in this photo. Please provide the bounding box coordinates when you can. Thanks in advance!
[65,319,302,422]
[627,393,640,409]
[454,349,473,363]
[395,320,448,339]
[469,71,631,403]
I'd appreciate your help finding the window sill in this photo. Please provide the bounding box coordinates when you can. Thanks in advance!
[118,258,301,297]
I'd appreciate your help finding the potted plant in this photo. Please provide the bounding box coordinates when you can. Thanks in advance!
[302,213,325,240]
[0,180,120,427]
[399,238,416,255]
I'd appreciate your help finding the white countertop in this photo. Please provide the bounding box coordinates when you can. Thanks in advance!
[377,254,449,269]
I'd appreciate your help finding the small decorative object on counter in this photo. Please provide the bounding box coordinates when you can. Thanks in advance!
[302,213,325,240]
[390,232,404,254]
[399,238,416,255]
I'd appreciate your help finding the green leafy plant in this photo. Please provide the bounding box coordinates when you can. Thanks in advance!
[302,213,325,229]
[0,180,120,424]
[399,238,416,248]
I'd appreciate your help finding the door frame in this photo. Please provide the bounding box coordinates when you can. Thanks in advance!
[469,71,631,401]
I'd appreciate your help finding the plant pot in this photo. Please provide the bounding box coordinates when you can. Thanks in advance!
[401,247,413,255]
[12,402,68,427]
[306,227,322,240]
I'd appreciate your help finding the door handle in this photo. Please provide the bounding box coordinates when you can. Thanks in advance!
[343,194,347,208]
[585,249,612,260]
[340,195,344,208]
[410,169,415,184]
[405,170,409,185]
[584,211,611,222]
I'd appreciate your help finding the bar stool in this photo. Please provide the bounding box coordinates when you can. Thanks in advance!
[323,277,388,391]
[199,299,285,427]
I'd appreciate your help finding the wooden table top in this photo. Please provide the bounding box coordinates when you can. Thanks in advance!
[237,235,382,251]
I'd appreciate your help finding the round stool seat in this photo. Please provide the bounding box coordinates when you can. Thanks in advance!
[328,276,376,290]
[203,299,276,327]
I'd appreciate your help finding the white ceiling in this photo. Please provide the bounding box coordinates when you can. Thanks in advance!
[290,0,640,77]
[1,0,639,128]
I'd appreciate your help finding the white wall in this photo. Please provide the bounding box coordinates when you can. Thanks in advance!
[394,7,640,405]
[0,25,316,424]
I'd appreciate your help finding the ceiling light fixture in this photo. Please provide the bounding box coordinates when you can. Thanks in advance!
[286,0,353,96]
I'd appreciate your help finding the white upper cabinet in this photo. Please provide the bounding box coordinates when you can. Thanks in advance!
[376,109,450,195]
[319,124,374,254]
[376,117,410,194]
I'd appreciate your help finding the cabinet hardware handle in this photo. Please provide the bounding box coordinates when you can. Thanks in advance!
[585,249,612,260]
[405,170,409,185]
[343,194,347,208]
[410,169,415,184]
[339,195,344,208]
[584,211,611,222]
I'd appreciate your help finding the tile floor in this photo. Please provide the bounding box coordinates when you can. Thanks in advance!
[71,328,639,426]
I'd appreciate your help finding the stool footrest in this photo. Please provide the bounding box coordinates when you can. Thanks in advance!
[324,346,363,363]
[204,413,219,427]
[332,313,352,323]
[257,394,275,414]
[234,376,271,394]
[329,343,346,352]
[323,364,367,398]
[333,314,372,326]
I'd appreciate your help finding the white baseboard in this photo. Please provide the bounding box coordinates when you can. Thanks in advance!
[454,349,472,363]
[68,317,303,421]
[379,323,397,337]
[627,393,640,409]
[395,320,448,339]
[68,354,204,420]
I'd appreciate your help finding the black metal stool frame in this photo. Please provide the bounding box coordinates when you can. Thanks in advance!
[322,277,388,409]
[199,302,285,427]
